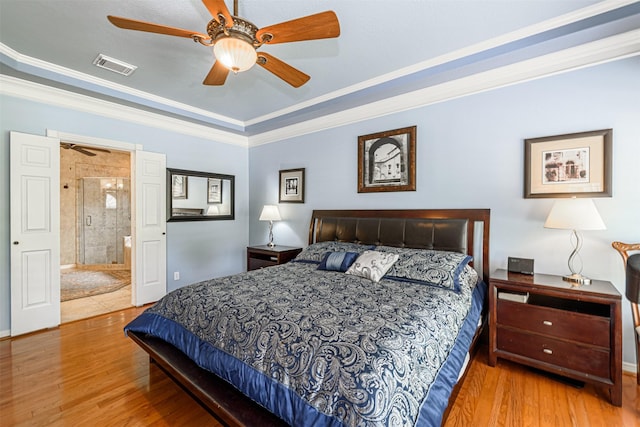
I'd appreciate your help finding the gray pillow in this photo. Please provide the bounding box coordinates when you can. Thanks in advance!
[375,246,472,292]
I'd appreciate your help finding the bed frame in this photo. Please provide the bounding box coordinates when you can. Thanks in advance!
[128,208,491,426]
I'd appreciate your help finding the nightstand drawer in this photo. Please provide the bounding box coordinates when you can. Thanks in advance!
[248,258,277,270]
[246,246,302,271]
[497,299,610,348]
[497,327,610,379]
[489,270,622,406]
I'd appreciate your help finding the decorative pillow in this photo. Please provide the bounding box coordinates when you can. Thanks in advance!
[345,251,399,283]
[458,264,479,289]
[317,251,360,272]
[375,246,472,292]
[293,241,374,264]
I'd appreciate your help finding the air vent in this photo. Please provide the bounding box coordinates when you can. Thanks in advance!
[92,54,137,76]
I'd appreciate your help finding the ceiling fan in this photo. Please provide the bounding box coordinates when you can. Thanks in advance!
[107,0,340,88]
[61,143,111,157]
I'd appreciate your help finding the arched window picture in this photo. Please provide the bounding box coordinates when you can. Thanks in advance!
[358,126,416,193]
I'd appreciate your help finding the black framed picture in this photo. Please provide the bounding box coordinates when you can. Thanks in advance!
[279,168,305,203]
[207,178,222,203]
[524,128,612,198]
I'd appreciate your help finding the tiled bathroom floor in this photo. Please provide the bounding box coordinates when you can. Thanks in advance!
[61,283,133,324]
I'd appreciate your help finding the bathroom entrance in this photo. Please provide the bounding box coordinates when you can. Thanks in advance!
[59,144,133,323]
[77,177,131,266]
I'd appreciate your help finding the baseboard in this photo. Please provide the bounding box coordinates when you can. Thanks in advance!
[0,329,10,339]
[623,361,638,375]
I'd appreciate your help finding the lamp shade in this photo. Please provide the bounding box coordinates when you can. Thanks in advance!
[213,37,257,73]
[259,205,281,221]
[544,198,606,231]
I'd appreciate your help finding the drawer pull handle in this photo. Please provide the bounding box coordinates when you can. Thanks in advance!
[543,320,553,326]
[543,348,553,355]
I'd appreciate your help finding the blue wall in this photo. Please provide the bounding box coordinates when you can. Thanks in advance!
[1,56,639,366]
[248,56,640,365]
[0,94,249,334]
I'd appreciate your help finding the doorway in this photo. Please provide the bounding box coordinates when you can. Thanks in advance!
[59,144,133,323]
[11,130,166,336]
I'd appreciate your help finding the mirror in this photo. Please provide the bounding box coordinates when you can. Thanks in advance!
[167,168,235,221]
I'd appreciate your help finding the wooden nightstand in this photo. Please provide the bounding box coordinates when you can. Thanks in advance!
[246,245,302,271]
[489,269,622,406]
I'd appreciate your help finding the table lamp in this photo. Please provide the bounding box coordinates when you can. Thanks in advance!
[544,197,606,285]
[259,205,281,247]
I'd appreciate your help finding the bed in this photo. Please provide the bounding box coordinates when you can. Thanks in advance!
[125,209,490,426]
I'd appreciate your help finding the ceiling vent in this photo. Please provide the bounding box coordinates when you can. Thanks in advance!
[92,54,137,76]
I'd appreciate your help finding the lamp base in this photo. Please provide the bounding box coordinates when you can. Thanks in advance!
[267,242,276,248]
[562,273,592,285]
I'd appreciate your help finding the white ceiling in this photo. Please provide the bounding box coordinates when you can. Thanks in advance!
[1,1,639,141]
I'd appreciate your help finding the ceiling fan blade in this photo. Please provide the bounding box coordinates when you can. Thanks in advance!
[61,143,111,156]
[203,61,230,85]
[201,0,234,28]
[107,16,207,39]
[256,11,340,45]
[73,147,97,157]
[257,53,310,88]
[83,146,112,154]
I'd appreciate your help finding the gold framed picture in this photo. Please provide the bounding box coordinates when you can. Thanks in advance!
[358,126,416,193]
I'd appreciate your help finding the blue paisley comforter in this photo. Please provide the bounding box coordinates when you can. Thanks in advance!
[125,261,485,427]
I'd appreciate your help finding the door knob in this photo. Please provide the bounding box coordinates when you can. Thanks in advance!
[13,241,19,245]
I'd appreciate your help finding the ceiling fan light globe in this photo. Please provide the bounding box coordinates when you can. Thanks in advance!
[213,37,257,73]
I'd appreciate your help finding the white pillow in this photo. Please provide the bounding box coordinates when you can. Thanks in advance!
[346,250,399,283]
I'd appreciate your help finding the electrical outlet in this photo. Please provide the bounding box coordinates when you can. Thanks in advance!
[173,271,180,280]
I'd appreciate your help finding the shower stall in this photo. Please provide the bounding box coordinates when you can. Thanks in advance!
[77,177,131,266]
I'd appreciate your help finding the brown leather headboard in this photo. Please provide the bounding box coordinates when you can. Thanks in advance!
[308,209,491,284]
[313,217,468,253]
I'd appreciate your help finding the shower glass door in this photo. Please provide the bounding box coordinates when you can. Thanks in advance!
[78,177,131,265]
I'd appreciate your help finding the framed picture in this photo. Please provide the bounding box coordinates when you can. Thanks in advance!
[207,178,222,203]
[358,126,416,193]
[279,168,305,203]
[172,174,188,199]
[524,129,612,198]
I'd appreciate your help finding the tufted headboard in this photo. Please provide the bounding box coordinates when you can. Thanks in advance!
[308,209,490,284]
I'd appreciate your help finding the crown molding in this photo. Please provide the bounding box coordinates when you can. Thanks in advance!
[248,29,640,147]
[0,43,243,130]
[2,0,636,135]
[245,0,640,127]
[0,74,249,147]
[2,28,638,148]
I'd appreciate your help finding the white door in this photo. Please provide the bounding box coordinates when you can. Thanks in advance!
[133,150,167,305]
[10,131,60,336]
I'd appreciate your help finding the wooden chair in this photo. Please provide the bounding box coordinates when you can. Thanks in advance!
[612,241,640,385]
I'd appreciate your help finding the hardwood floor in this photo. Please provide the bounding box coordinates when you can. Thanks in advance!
[1,307,638,427]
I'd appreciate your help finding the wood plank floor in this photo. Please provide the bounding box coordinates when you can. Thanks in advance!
[1,307,638,427]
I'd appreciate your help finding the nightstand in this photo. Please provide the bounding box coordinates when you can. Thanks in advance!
[488,269,622,406]
[246,245,302,271]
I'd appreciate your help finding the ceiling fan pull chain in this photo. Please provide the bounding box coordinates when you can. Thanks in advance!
[259,33,273,45]
[192,34,213,46]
